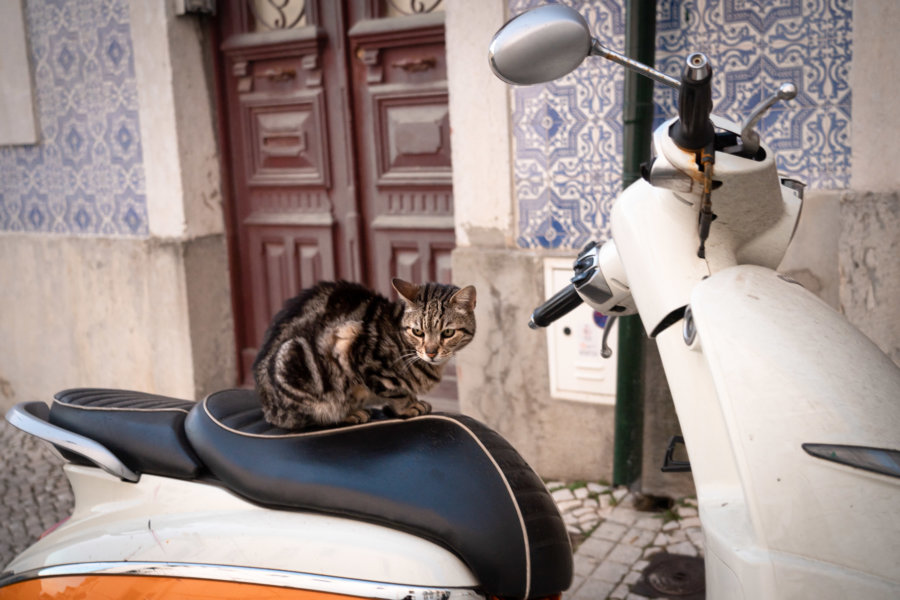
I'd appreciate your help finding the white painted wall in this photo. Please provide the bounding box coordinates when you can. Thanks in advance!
[446,0,516,249]
[0,0,38,145]
[131,0,225,240]
[850,1,900,193]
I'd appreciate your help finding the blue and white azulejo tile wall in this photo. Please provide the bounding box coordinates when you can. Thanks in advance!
[0,0,148,236]
[511,0,852,250]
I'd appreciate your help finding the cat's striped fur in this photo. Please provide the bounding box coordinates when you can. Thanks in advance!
[253,278,477,430]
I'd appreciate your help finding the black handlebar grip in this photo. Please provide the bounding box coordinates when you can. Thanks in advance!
[529,283,583,329]
[672,52,715,150]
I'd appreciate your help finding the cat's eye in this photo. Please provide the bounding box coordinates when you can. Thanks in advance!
[441,328,456,339]
[410,327,424,337]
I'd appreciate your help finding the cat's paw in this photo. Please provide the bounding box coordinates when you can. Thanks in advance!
[343,408,372,425]
[394,399,432,418]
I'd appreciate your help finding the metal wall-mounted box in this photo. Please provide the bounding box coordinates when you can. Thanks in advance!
[543,257,618,404]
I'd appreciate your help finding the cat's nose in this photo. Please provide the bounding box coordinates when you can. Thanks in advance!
[425,348,438,358]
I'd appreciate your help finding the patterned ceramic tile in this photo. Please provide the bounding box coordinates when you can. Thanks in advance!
[0,0,147,236]
[511,0,852,249]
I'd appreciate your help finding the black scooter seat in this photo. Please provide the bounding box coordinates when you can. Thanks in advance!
[44,387,572,599]
[50,388,203,479]
[185,388,573,600]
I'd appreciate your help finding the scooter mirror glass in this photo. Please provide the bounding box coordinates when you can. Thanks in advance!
[489,4,592,85]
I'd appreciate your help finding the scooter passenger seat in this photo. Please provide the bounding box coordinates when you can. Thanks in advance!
[185,388,573,600]
[49,388,203,479]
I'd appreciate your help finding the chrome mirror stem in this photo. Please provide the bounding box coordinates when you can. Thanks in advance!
[590,39,681,89]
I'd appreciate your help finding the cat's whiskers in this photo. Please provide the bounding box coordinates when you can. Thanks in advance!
[392,351,421,372]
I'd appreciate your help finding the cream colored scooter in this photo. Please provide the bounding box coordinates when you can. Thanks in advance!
[491,5,900,599]
[1,387,573,599]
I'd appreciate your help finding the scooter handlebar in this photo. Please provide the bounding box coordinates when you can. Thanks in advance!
[671,52,715,150]
[529,283,583,329]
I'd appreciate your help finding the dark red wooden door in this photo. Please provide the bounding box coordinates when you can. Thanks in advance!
[346,7,454,299]
[215,1,455,395]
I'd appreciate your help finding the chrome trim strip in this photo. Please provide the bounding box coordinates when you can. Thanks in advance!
[802,443,900,479]
[5,402,139,482]
[0,562,485,599]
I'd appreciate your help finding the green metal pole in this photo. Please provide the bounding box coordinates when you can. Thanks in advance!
[613,0,657,487]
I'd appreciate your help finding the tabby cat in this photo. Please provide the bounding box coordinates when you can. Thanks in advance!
[253,278,477,430]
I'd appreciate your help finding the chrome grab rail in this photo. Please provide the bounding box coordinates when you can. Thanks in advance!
[5,402,139,482]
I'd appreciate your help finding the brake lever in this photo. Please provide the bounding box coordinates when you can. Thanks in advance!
[740,82,797,155]
[600,315,617,359]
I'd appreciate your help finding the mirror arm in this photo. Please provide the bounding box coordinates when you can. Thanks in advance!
[590,39,681,90]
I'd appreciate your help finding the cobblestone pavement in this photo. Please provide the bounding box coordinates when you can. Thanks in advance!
[0,419,74,570]
[549,481,704,600]
[1,418,701,599]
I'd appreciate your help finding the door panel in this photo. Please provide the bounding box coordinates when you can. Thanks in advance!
[348,11,454,299]
[372,88,451,186]
[376,230,455,287]
[217,2,456,404]
[220,3,357,381]
[244,93,330,187]
[242,223,336,373]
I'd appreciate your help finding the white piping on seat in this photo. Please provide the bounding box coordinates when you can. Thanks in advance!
[53,397,192,414]
[198,395,532,597]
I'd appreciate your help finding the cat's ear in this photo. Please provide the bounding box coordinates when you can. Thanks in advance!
[450,285,477,311]
[392,278,420,304]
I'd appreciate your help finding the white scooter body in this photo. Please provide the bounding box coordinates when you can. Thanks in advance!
[610,115,900,598]
[669,265,900,599]
[5,465,478,592]
[491,6,900,595]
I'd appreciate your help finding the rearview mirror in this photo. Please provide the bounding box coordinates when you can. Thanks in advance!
[489,4,681,89]
[488,4,592,85]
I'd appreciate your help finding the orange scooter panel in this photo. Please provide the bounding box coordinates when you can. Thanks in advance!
[0,576,363,600]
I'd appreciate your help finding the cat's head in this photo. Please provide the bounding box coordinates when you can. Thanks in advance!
[392,278,477,365]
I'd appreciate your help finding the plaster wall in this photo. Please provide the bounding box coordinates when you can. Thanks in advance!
[840,1,900,365]
[0,235,194,409]
[0,1,38,145]
[0,0,234,412]
[850,1,900,194]
[445,0,515,249]
[453,247,615,480]
[130,0,225,239]
[839,192,900,365]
